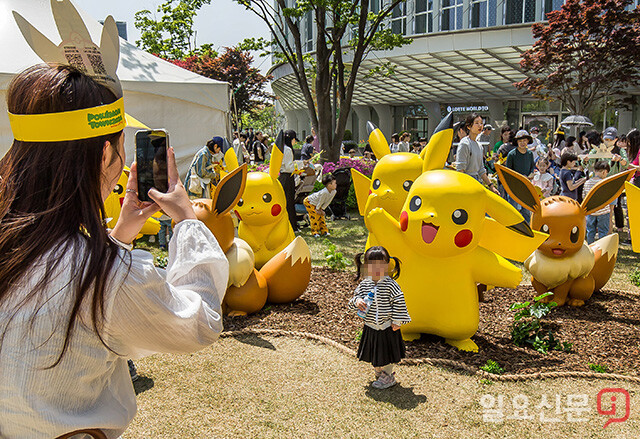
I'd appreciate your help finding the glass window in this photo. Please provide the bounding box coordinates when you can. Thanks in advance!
[441,0,463,31]
[470,0,497,28]
[305,11,313,52]
[505,0,536,24]
[544,0,564,16]
[370,0,380,14]
[391,2,407,35]
[414,0,433,34]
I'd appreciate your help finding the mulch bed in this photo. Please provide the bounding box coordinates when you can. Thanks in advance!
[223,267,640,376]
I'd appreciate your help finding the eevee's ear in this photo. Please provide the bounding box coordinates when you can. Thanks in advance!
[212,164,247,215]
[495,163,541,213]
[351,168,372,217]
[367,122,390,160]
[582,168,634,215]
[422,112,453,172]
[269,130,285,180]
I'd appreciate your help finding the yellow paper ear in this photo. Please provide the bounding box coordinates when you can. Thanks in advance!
[269,130,285,180]
[351,168,372,217]
[224,148,239,171]
[422,113,454,172]
[367,122,390,159]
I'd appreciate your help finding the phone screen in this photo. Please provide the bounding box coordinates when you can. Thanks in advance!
[136,130,169,202]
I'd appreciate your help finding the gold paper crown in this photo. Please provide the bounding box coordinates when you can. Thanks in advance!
[9,0,145,142]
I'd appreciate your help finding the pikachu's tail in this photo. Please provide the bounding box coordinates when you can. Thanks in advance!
[589,234,619,292]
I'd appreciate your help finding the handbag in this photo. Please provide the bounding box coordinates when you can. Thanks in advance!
[188,173,203,195]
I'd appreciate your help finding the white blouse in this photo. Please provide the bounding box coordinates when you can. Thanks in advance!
[306,187,337,210]
[0,220,229,439]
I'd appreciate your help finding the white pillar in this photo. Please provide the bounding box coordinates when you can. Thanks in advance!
[372,104,393,140]
[296,110,310,139]
[352,105,371,142]
[618,109,633,135]
[284,110,298,133]
[421,101,442,136]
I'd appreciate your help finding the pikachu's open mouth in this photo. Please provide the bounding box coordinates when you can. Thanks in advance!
[421,221,439,244]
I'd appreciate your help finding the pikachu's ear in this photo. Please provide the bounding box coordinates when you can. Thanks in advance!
[224,148,239,171]
[351,168,372,217]
[582,168,634,215]
[269,130,285,180]
[625,181,640,252]
[367,122,390,160]
[495,163,541,213]
[422,113,454,172]
[212,164,247,216]
[484,189,534,237]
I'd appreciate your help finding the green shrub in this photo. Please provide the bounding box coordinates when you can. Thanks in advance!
[355,329,362,342]
[324,240,349,270]
[588,363,610,373]
[155,255,168,269]
[510,292,572,354]
[629,268,640,287]
[480,359,505,375]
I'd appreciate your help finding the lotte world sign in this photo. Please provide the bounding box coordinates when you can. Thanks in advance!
[447,105,490,113]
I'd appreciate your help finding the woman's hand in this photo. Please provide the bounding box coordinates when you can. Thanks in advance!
[148,147,197,224]
[110,163,161,245]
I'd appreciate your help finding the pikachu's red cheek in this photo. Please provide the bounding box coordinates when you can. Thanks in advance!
[454,229,473,247]
[400,211,408,232]
[369,189,372,195]
[271,204,282,216]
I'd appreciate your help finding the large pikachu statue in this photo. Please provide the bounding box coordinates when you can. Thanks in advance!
[366,116,547,352]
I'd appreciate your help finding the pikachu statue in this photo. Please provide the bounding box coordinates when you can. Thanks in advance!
[497,164,633,306]
[226,132,311,305]
[366,116,546,352]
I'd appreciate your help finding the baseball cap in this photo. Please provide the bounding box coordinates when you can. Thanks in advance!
[603,127,618,140]
[483,124,494,130]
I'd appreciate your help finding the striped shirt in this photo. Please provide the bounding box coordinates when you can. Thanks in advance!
[348,276,411,330]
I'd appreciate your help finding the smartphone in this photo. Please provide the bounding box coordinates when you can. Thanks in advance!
[135,129,169,202]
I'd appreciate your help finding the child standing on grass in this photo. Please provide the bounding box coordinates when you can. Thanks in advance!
[304,174,337,237]
[584,161,613,244]
[348,246,411,389]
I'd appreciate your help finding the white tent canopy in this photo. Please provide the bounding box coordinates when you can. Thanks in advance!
[0,0,231,177]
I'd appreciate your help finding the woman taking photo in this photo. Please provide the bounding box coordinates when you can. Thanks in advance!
[0,65,229,438]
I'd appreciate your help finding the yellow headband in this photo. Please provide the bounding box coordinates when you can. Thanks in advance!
[8,98,126,142]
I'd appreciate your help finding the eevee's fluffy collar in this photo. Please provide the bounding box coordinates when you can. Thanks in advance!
[525,243,594,289]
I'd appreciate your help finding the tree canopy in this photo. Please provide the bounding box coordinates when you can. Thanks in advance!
[515,0,640,117]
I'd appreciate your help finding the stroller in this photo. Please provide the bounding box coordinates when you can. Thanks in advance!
[294,164,321,228]
[327,167,352,220]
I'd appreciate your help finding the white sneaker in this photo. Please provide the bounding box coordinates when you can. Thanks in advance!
[371,372,397,389]
[314,234,320,238]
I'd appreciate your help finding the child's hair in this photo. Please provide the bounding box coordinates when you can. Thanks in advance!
[354,246,401,280]
[537,157,550,167]
[305,135,314,143]
[594,160,610,172]
[322,173,336,186]
[412,141,421,149]
[560,152,578,167]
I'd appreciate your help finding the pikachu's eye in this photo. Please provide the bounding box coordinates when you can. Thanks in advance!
[237,198,244,207]
[570,226,579,243]
[114,184,124,195]
[409,196,422,212]
[452,209,468,225]
[372,179,381,190]
[540,224,549,233]
[402,180,413,192]
[262,193,272,203]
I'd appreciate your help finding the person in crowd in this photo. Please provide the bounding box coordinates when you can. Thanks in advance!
[449,121,467,164]
[455,113,500,194]
[477,124,493,155]
[311,126,320,153]
[348,148,357,158]
[0,64,228,438]
[493,126,511,153]
[419,137,428,150]
[262,135,272,162]
[250,131,266,163]
[584,161,614,244]
[185,136,224,198]
[157,213,173,250]
[304,173,337,237]
[398,132,411,153]
[627,129,640,187]
[389,133,400,153]
[559,152,587,200]
[280,129,299,231]
[577,130,590,153]
[301,134,315,161]
[497,129,518,162]
[364,141,374,157]
[411,141,422,154]
[533,157,554,198]
[552,128,566,152]
[348,246,410,390]
[234,132,250,164]
[529,126,546,158]
[505,130,535,222]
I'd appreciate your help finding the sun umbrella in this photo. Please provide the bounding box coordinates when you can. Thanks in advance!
[560,115,594,127]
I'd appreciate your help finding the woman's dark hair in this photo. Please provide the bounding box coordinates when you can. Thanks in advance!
[501,126,511,135]
[627,129,640,164]
[0,64,124,367]
[322,173,336,186]
[464,112,482,130]
[552,132,565,149]
[566,136,577,149]
[305,135,314,143]
[561,152,578,167]
[354,246,401,280]
[585,130,602,148]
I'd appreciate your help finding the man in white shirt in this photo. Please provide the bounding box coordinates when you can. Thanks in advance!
[529,126,547,158]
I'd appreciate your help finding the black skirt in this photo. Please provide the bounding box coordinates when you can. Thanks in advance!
[357,325,406,367]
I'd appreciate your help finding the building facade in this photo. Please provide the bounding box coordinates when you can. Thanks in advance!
[270,0,640,147]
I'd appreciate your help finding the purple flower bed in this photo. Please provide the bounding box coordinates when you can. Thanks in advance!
[322,157,376,177]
